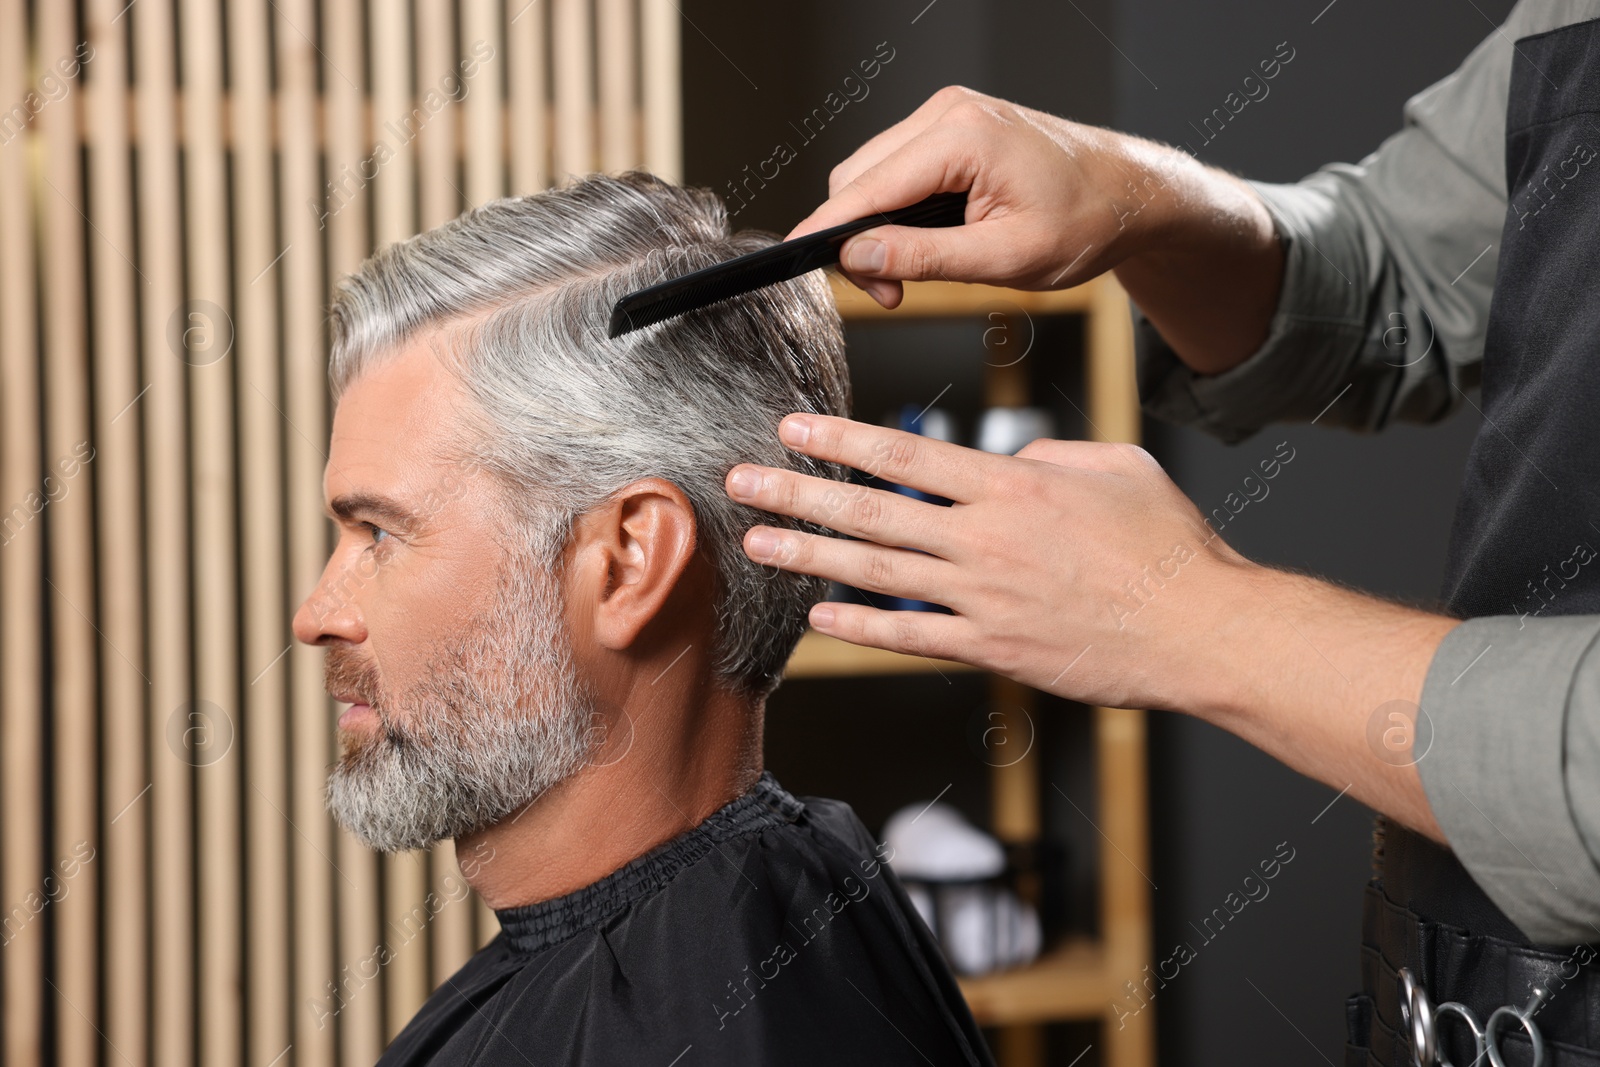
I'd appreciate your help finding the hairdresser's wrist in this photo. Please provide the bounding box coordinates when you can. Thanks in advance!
[1169,561,1457,838]
[1111,158,1283,375]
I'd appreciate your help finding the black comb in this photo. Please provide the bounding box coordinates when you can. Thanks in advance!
[606,191,969,338]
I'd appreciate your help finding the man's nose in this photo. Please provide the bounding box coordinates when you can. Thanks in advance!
[292,557,368,646]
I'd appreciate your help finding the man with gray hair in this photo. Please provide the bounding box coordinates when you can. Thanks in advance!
[291,172,992,1065]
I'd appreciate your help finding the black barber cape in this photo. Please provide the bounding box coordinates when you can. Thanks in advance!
[378,773,995,1066]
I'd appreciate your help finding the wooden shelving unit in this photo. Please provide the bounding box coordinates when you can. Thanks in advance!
[781,276,1154,1067]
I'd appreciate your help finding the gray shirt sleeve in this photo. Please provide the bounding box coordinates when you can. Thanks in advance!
[1129,0,1600,944]
[1418,616,1600,946]
[1134,0,1600,445]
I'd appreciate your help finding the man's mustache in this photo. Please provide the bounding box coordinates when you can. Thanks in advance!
[324,646,384,712]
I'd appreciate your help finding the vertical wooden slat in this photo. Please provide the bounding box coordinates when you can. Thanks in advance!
[179,0,244,1059]
[229,0,293,1062]
[85,0,148,1061]
[988,680,1041,844]
[417,0,461,230]
[371,0,435,1040]
[640,0,680,181]
[462,0,504,205]
[1088,277,1156,1067]
[0,0,46,1062]
[507,0,548,193]
[1097,707,1155,1067]
[37,2,102,1060]
[1087,276,1141,445]
[134,0,195,1060]
[277,0,338,1061]
[324,0,387,1059]
[552,0,593,178]
[323,0,387,1059]
[596,0,635,171]
[414,0,479,989]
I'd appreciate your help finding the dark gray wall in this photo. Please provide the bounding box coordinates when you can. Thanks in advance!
[683,2,1515,1063]
[1115,2,1509,1064]
[681,0,1115,236]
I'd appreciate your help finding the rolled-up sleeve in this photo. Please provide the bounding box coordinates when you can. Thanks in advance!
[1127,0,1600,944]
[1133,0,1600,443]
[1418,615,1600,945]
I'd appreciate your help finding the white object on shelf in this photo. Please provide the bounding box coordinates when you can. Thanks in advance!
[884,802,1004,881]
[942,883,1042,976]
[883,801,1042,975]
[976,406,1056,456]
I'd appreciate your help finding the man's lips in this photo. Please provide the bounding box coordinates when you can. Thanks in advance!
[331,693,376,729]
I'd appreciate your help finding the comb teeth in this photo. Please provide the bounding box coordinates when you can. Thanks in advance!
[607,256,804,338]
[606,191,969,339]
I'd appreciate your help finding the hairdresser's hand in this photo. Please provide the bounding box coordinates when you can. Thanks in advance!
[730,412,1253,713]
[791,86,1283,373]
[725,414,1460,841]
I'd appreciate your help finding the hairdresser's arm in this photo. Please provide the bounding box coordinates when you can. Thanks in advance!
[728,418,1600,943]
[728,415,1457,841]
[788,85,1283,374]
[797,45,1515,437]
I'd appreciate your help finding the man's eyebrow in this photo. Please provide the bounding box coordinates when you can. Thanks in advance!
[325,491,420,530]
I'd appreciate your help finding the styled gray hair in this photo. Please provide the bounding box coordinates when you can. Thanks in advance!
[328,172,851,698]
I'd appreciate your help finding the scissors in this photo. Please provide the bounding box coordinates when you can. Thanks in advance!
[1400,966,1548,1067]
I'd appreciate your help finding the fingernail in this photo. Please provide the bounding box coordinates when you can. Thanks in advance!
[845,238,886,274]
[747,529,780,560]
[728,467,761,499]
[811,605,836,629]
[779,416,811,447]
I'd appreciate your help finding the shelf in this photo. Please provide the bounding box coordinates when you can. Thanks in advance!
[957,937,1111,1027]
[783,277,1153,1066]
[830,275,1102,320]
[783,629,980,679]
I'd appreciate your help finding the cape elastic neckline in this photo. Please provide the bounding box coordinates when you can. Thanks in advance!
[492,771,804,955]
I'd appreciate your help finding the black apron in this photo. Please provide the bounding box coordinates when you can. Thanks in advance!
[1346,17,1600,1067]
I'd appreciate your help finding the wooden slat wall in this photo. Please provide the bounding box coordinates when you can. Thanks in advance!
[0,2,675,1063]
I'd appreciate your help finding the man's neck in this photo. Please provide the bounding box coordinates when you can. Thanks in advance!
[455,662,764,910]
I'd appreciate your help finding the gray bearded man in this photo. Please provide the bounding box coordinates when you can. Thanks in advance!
[291,172,993,1066]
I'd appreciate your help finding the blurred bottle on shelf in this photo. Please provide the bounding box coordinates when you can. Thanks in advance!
[975,406,1056,456]
[882,800,1043,976]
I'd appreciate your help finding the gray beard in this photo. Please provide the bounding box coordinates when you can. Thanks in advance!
[325,555,597,853]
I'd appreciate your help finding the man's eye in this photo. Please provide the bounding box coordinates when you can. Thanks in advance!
[364,522,390,545]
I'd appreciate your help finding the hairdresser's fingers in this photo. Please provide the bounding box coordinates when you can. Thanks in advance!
[1014,437,1164,477]
[805,602,974,665]
[831,268,904,309]
[823,86,976,196]
[786,117,983,243]
[727,465,958,557]
[743,528,956,605]
[775,413,998,504]
[838,218,1029,287]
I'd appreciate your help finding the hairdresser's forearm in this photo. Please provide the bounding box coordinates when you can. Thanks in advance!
[1185,561,1460,840]
[1111,153,1284,375]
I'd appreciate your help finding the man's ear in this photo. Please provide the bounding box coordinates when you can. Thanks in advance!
[568,478,698,651]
